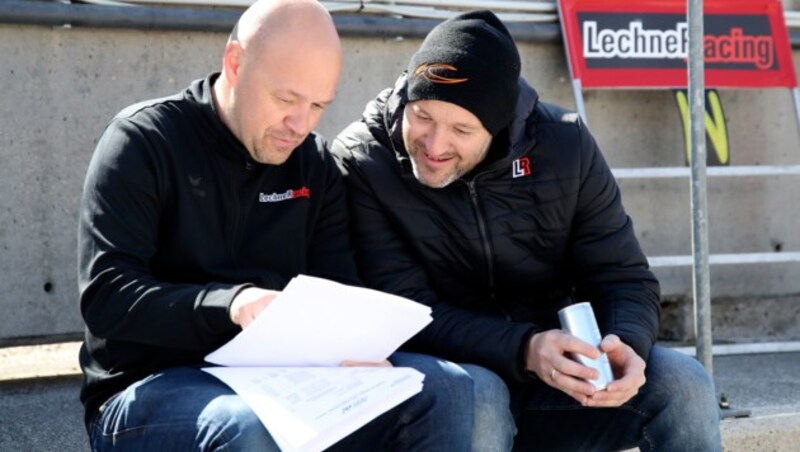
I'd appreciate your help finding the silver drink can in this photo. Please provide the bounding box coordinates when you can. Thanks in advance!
[557,302,614,390]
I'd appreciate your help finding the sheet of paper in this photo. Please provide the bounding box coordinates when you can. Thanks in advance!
[202,366,424,452]
[205,275,432,367]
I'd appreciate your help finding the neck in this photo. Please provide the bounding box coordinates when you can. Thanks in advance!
[211,75,233,132]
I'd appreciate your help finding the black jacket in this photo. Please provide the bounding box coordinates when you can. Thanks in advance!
[77,74,359,425]
[332,74,660,384]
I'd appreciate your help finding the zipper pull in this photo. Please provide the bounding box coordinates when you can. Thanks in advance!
[466,180,477,199]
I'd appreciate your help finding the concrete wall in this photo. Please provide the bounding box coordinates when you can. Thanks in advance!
[1,22,799,342]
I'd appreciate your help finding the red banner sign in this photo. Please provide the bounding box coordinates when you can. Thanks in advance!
[558,0,798,88]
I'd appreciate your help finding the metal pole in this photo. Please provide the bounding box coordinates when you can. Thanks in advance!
[688,0,713,373]
[555,0,588,125]
[571,79,588,125]
[792,88,800,136]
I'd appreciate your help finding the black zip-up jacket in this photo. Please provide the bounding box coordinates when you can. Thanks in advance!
[77,74,359,426]
[332,74,660,385]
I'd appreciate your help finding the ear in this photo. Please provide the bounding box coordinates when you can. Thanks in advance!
[222,41,243,87]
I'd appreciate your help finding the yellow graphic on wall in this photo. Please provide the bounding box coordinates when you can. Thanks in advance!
[675,89,730,166]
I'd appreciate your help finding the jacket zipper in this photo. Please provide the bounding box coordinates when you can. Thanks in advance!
[466,180,511,321]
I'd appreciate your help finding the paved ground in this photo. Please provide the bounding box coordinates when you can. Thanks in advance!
[0,376,87,452]
[713,351,800,451]
[1,342,799,451]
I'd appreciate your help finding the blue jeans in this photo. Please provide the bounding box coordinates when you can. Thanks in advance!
[480,346,720,451]
[89,352,474,451]
[461,363,517,452]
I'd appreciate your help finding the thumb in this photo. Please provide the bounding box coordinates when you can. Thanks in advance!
[600,334,621,352]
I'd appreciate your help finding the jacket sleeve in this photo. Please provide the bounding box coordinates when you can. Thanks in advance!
[79,119,252,350]
[305,145,362,287]
[333,139,537,383]
[568,120,661,360]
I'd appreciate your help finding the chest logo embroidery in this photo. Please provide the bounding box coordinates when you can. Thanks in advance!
[188,175,206,197]
[259,186,311,203]
[512,157,532,178]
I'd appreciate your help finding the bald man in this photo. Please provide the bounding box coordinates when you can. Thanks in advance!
[77,1,475,450]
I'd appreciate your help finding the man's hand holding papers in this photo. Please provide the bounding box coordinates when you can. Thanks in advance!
[229,287,280,328]
[202,275,433,452]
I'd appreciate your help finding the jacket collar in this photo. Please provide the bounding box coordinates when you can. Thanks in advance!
[189,73,257,164]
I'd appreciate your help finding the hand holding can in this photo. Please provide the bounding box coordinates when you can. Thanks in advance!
[557,302,614,390]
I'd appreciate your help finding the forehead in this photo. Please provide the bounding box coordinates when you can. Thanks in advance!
[243,28,341,102]
[408,100,485,129]
[258,57,337,103]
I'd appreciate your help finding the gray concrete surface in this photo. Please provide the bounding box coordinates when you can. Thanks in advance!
[0,377,87,452]
[715,352,800,451]
[660,295,800,343]
[0,347,798,451]
[2,20,800,342]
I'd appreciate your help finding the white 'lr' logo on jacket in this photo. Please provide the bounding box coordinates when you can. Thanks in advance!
[512,157,532,178]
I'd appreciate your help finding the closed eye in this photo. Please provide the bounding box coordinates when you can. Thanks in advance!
[414,112,432,122]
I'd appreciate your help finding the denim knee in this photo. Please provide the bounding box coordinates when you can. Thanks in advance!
[637,347,721,451]
[389,352,474,451]
[89,367,280,452]
[646,347,719,416]
[461,364,516,452]
[196,394,279,451]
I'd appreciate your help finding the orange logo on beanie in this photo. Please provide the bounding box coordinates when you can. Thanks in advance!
[413,63,469,84]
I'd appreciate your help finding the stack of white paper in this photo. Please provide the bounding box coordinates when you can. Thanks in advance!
[205,275,432,367]
[202,275,433,452]
[203,366,424,452]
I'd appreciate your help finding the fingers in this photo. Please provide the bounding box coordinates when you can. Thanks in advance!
[562,334,602,360]
[229,288,280,327]
[552,352,600,383]
[587,341,647,407]
[529,330,600,372]
[528,329,634,407]
[600,334,621,353]
[586,379,641,407]
[233,301,267,328]
[536,333,648,408]
[235,304,259,328]
[549,366,598,403]
[528,330,626,405]
[606,363,646,395]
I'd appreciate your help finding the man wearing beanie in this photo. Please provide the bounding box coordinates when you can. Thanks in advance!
[333,9,721,451]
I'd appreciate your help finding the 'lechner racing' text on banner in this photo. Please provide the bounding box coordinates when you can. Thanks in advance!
[558,0,797,88]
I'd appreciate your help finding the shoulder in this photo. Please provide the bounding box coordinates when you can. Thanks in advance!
[528,102,597,158]
[111,91,191,133]
[331,120,372,159]
[331,120,397,175]
[532,102,583,132]
[99,91,187,145]
[96,91,198,163]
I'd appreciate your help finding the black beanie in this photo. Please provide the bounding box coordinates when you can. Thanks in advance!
[406,10,521,136]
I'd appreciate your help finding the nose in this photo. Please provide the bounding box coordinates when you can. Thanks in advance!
[424,126,449,158]
[284,104,312,137]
